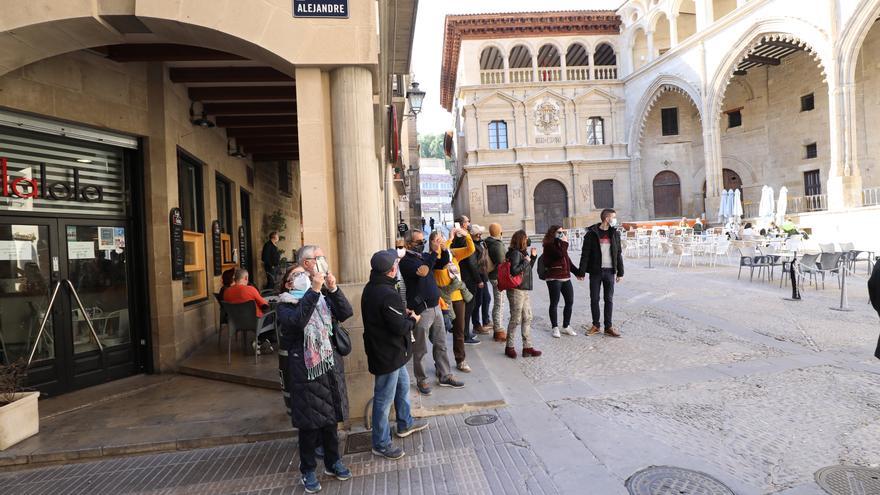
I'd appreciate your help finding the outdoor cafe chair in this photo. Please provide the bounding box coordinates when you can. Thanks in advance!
[214,293,228,349]
[711,239,731,267]
[672,243,696,268]
[798,253,823,290]
[221,300,278,365]
[819,242,836,253]
[817,252,844,289]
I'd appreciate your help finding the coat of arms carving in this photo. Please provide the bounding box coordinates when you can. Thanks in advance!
[533,98,560,135]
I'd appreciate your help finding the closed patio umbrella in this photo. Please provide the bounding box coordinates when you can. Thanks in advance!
[717,189,728,223]
[759,185,775,226]
[776,186,788,225]
[733,188,744,221]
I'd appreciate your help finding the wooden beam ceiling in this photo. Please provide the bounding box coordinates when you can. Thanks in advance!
[188,86,296,101]
[215,115,297,127]
[242,145,299,154]
[105,44,245,62]
[225,126,298,137]
[169,67,293,83]
[203,102,296,115]
[234,136,298,147]
[253,153,299,162]
[744,55,781,66]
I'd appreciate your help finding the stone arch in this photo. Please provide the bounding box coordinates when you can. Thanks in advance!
[631,27,650,71]
[508,44,534,68]
[478,43,506,70]
[673,0,698,44]
[707,19,831,125]
[652,12,673,57]
[627,75,703,156]
[565,42,590,67]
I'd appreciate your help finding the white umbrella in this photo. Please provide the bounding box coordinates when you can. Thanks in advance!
[732,188,744,221]
[724,189,734,222]
[775,186,788,225]
[759,185,775,226]
[717,189,728,224]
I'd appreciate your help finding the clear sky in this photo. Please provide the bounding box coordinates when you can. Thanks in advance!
[411,0,622,136]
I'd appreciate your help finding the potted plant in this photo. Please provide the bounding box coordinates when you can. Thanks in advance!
[0,359,39,450]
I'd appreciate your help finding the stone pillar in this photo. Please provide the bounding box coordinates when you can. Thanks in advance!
[826,80,864,210]
[702,119,725,217]
[296,68,339,271]
[698,0,712,31]
[521,166,535,233]
[330,66,383,284]
[670,15,680,48]
[629,153,648,219]
[515,102,528,147]
[647,31,656,62]
[565,102,577,145]
[503,55,510,84]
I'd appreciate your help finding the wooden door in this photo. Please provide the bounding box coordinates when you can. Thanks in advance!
[653,171,682,218]
[534,180,568,235]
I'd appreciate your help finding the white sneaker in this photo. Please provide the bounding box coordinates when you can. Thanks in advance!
[551,327,561,338]
[561,327,577,336]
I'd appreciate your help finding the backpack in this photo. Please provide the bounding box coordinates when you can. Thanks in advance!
[496,259,522,291]
[478,244,495,274]
[536,254,548,281]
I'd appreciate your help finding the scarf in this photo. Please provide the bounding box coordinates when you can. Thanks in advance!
[303,294,335,380]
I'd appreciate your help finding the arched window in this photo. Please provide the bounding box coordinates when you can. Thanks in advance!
[488,121,508,150]
[593,43,618,79]
[565,43,590,81]
[508,45,533,83]
[654,13,671,56]
[587,117,605,145]
[676,0,697,43]
[479,46,505,84]
[537,44,562,82]
[632,29,649,71]
[653,171,682,218]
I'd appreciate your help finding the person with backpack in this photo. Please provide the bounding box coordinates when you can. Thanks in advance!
[485,223,507,342]
[469,224,492,335]
[578,209,624,338]
[539,225,579,338]
[499,230,541,359]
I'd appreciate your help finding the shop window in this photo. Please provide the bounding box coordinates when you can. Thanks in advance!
[278,161,292,197]
[727,109,742,129]
[661,107,679,136]
[488,121,508,150]
[593,180,614,209]
[805,142,818,159]
[587,117,605,145]
[801,93,815,112]
[178,152,207,304]
[487,185,509,214]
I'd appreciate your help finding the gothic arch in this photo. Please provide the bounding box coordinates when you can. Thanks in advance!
[627,75,703,156]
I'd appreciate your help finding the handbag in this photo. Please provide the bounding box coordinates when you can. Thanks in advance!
[496,259,522,291]
[332,324,352,356]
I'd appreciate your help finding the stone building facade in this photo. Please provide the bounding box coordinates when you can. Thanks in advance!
[442,2,880,246]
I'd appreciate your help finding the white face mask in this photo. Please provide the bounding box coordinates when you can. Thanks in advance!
[396,248,406,258]
[293,272,311,292]
[610,218,619,227]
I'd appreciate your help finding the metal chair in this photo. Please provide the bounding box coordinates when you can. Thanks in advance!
[221,300,277,365]
[214,293,228,348]
[798,253,823,290]
[737,246,762,280]
[817,252,844,289]
[818,242,836,253]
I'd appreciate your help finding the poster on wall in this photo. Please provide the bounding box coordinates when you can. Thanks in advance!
[212,220,222,276]
[170,207,185,281]
[114,227,125,250]
[68,241,95,260]
[0,240,33,261]
[98,227,115,250]
[238,225,248,268]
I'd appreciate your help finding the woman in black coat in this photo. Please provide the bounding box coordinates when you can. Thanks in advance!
[869,260,880,359]
[277,268,353,490]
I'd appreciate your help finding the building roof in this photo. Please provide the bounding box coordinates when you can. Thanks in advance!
[440,10,621,111]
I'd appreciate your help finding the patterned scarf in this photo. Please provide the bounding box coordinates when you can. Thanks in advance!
[303,294,335,380]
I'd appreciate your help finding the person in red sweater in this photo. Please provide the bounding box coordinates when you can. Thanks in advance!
[223,267,270,317]
[541,225,580,338]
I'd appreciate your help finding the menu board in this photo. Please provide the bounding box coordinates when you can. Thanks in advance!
[238,225,248,269]
[212,220,222,276]
[170,207,185,280]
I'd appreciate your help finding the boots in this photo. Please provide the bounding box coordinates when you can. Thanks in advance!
[522,347,542,357]
[493,331,507,342]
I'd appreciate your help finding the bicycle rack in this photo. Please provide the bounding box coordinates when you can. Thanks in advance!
[27,279,105,368]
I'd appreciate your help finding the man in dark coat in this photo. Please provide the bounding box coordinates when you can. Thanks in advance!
[578,208,624,337]
[362,250,429,460]
[277,251,353,492]
[261,231,281,289]
[869,260,880,359]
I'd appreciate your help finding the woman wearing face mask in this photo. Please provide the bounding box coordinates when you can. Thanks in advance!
[541,225,580,338]
[504,230,541,359]
[277,255,354,493]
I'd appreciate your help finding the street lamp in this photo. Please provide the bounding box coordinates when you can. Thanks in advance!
[406,81,425,116]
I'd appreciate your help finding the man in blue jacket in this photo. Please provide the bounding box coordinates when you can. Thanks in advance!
[362,250,429,460]
[399,230,465,396]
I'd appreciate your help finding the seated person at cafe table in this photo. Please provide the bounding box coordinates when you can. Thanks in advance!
[223,267,270,317]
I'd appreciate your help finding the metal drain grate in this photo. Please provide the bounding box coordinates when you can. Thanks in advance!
[464,413,498,426]
[816,465,880,495]
[626,466,735,495]
[345,431,374,454]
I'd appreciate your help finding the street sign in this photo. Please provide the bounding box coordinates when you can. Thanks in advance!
[293,0,348,18]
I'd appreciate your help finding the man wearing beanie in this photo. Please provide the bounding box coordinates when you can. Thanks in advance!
[362,249,429,460]
[485,223,507,341]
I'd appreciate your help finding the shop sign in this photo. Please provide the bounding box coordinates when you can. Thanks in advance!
[293,0,348,18]
[170,208,185,281]
[238,225,248,268]
[212,220,222,276]
[1,158,104,202]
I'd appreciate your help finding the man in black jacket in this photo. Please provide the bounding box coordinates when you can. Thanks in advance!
[261,231,281,289]
[362,250,429,460]
[399,230,464,396]
[578,209,624,337]
[869,260,880,359]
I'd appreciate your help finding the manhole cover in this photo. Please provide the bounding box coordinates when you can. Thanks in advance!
[464,414,498,426]
[344,431,373,454]
[816,465,880,495]
[626,466,735,495]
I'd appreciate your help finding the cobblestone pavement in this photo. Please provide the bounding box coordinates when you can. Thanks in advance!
[0,409,556,495]
[3,253,878,494]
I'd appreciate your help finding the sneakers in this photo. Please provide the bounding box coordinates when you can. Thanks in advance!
[302,471,321,493]
[551,327,561,338]
[457,361,472,373]
[396,419,429,438]
[324,460,352,481]
[561,326,577,336]
[504,347,517,359]
[464,336,481,345]
[372,445,405,460]
[522,347,543,357]
[438,375,465,388]
[605,326,621,338]
[586,325,601,336]
[416,379,432,396]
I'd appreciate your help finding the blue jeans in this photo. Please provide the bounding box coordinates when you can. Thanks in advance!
[371,365,414,450]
